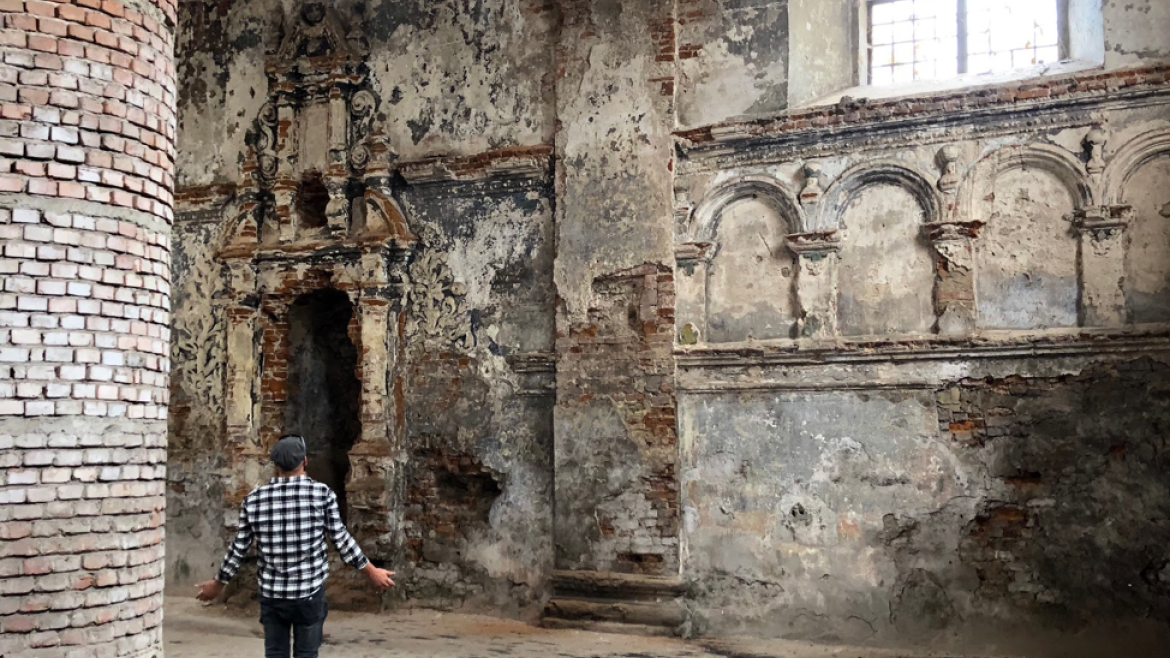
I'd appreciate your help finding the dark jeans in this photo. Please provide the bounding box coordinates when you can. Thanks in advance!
[259,588,328,658]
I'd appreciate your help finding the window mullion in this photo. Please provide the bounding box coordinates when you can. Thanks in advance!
[957,0,968,74]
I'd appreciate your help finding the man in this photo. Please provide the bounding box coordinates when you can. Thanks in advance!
[196,434,396,658]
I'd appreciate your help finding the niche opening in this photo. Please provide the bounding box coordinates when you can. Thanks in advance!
[284,288,361,520]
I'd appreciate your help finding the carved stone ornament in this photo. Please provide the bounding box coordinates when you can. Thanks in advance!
[923,220,984,242]
[1074,204,1133,240]
[922,221,984,271]
[171,245,225,427]
[936,145,961,194]
[275,2,368,63]
[785,230,840,257]
[799,162,824,204]
[1084,126,1107,176]
[405,249,476,351]
[348,90,376,173]
[254,103,278,188]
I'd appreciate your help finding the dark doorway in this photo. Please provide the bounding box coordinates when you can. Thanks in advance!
[285,289,361,520]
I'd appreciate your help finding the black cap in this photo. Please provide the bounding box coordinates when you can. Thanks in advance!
[271,435,306,471]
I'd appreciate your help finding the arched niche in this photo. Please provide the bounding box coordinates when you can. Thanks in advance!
[828,162,939,337]
[284,288,361,520]
[690,179,801,342]
[1105,130,1170,323]
[965,145,1091,330]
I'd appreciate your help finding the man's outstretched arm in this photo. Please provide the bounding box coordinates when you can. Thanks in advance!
[324,490,396,590]
[195,506,253,601]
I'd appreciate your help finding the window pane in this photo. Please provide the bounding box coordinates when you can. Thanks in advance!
[965,0,1059,74]
[868,0,960,85]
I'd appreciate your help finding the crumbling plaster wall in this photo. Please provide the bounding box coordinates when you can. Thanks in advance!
[169,0,558,614]
[673,68,1170,654]
[176,0,556,190]
[1103,0,1170,69]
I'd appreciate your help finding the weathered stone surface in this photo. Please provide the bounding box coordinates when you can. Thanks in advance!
[157,2,1170,657]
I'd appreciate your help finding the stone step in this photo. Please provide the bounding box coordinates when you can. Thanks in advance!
[543,596,688,628]
[540,617,679,638]
[549,569,688,601]
[542,570,690,637]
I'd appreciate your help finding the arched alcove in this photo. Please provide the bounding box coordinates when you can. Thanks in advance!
[284,288,362,520]
[971,150,1087,330]
[836,183,936,336]
[1121,153,1170,323]
[705,195,799,342]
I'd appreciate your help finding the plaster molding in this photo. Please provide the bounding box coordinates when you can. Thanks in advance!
[688,175,804,240]
[958,143,1094,222]
[820,159,943,229]
[674,81,1170,174]
[1102,127,1170,204]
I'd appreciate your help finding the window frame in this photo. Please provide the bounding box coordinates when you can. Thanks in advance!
[862,0,1070,86]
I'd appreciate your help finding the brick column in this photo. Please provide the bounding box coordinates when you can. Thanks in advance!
[0,0,176,656]
[923,221,983,336]
[787,231,841,339]
[1074,205,1132,327]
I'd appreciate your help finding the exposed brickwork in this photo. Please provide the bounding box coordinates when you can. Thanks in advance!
[0,0,176,222]
[557,263,679,575]
[677,64,1170,140]
[0,1,174,655]
[939,360,1170,622]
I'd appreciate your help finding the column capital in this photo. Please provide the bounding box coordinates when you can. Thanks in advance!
[786,230,840,259]
[1073,205,1134,240]
[922,220,985,242]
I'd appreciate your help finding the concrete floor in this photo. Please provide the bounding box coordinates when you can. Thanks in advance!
[163,597,961,658]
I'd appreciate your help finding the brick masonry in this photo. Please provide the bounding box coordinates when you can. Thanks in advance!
[555,264,680,575]
[0,0,175,656]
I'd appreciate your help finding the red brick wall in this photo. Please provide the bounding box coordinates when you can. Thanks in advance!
[0,1,175,655]
[556,263,680,574]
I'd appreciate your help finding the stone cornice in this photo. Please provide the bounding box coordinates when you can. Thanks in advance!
[675,327,1170,370]
[397,145,553,198]
[675,66,1170,174]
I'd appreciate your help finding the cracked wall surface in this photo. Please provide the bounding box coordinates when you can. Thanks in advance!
[161,0,1170,655]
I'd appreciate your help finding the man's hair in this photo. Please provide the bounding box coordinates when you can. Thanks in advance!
[271,434,307,472]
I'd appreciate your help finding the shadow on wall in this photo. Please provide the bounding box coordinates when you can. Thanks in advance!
[285,288,361,520]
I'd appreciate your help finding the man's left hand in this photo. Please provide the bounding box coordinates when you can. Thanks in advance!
[195,580,225,602]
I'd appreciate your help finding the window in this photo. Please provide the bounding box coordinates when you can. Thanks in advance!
[867,0,1061,86]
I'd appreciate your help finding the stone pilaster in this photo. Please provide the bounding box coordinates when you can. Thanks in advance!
[787,231,840,339]
[1075,205,1133,327]
[923,221,983,336]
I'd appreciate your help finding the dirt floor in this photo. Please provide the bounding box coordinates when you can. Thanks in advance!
[163,597,961,658]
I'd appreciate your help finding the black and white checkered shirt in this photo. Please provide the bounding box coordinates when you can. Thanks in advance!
[216,475,369,599]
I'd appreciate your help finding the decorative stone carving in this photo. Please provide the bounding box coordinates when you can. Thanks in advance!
[799,162,823,204]
[405,249,476,350]
[275,2,366,63]
[348,90,377,174]
[1073,205,1132,327]
[1084,126,1107,176]
[936,145,961,194]
[1073,205,1132,241]
[923,220,984,270]
[254,103,278,188]
[172,246,225,426]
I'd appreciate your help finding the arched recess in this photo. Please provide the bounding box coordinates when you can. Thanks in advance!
[963,145,1092,330]
[826,161,939,337]
[690,176,805,240]
[689,177,802,342]
[285,288,361,521]
[818,160,944,230]
[1103,129,1170,323]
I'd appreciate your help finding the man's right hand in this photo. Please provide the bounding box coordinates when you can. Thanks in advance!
[195,580,225,601]
[362,563,395,589]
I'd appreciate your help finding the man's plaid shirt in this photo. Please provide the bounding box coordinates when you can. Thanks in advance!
[216,475,369,599]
